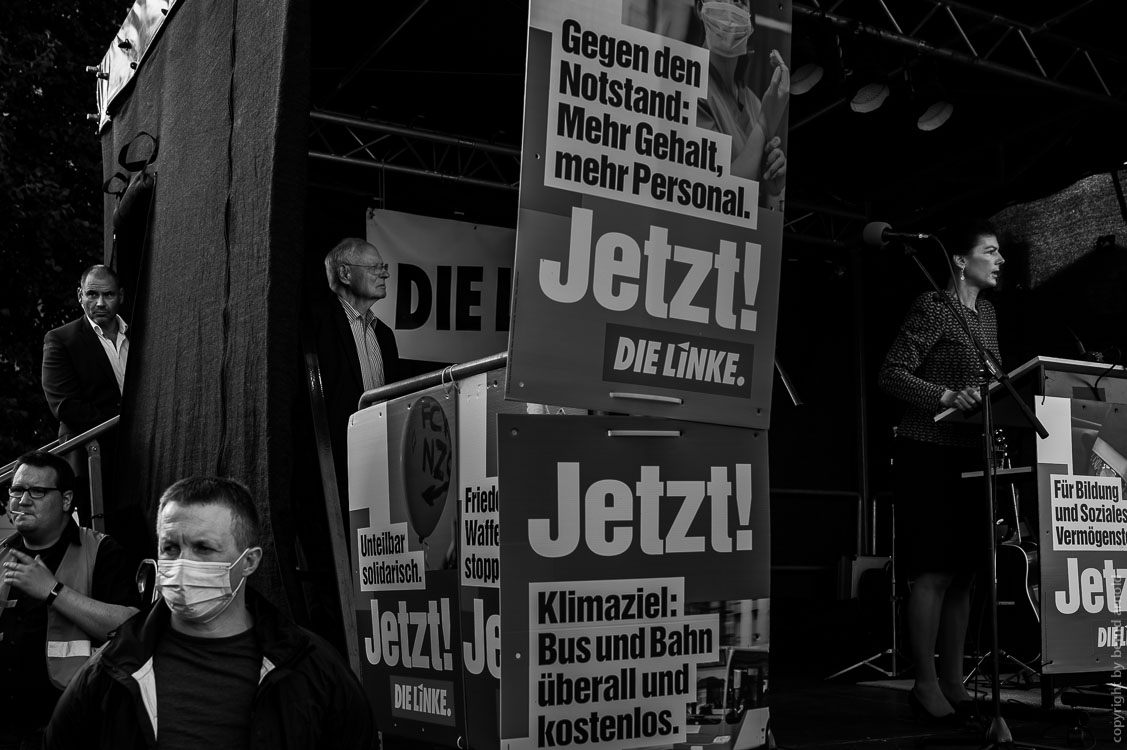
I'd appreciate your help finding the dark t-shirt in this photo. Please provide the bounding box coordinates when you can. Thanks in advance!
[0,522,137,728]
[154,627,262,750]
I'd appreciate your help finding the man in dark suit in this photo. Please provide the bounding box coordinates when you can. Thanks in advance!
[41,265,128,523]
[310,238,400,511]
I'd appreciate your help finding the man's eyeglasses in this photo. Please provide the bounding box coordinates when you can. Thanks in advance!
[7,486,59,500]
[345,262,390,276]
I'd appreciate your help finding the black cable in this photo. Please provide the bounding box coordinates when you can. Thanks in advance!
[1090,346,1124,401]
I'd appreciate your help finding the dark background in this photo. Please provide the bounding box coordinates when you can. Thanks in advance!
[9,0,1125,479]
[4,0,1126,680]
[301,0,1127,677]
[0,1,122,459]
[303,0,1127,502]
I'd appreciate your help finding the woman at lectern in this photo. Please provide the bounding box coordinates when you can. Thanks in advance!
[878,220,1006,722]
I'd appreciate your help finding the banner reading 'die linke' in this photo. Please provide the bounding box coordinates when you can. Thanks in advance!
[506,0,791,428]
[367,209,515,364]
[1036,396,1127,673]
[498,415,771,750]
[348,386,465,744]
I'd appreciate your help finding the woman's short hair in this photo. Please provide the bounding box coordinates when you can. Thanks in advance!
[942,219,998,258]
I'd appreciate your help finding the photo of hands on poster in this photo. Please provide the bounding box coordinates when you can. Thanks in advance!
[622,0,791,210]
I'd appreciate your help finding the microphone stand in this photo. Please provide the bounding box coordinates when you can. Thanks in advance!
[897,239,1054,749]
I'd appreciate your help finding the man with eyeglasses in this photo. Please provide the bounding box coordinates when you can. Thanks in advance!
[0,451,138,750]
[311,238,401,510]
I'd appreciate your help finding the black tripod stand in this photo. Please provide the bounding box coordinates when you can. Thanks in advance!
[826,500,909,680]
[899,237,1057,749]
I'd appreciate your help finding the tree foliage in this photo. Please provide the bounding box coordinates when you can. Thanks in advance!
[0,1,121,459]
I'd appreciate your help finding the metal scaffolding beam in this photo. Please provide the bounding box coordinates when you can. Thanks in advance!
[794,1,1127,109]
[306,111,871,244]
[321,0,431,106]
[784,200,870,247]
[308,110,521,192]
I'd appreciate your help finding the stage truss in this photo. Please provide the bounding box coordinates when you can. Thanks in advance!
[307,0,1127,247]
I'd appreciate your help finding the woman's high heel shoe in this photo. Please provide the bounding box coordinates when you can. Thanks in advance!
[906,689,960,727]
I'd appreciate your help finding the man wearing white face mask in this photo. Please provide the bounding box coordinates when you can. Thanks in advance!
[45,476,376,750]
[694,0,790,209]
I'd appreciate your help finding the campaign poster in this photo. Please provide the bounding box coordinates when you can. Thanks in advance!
[367,209,515,364]
[348,385,465,743]
[1036,396,1127,673]
[497,415,772,750]
[506,0,790,428]
[456,371,507,750]
[458,370,589,750]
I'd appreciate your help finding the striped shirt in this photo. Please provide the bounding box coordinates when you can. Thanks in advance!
[337,297,386,391]
[879,290,1001,447]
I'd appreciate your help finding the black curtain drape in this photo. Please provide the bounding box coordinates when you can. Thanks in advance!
[99,0,310,609]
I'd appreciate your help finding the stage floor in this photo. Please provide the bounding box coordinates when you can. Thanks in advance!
[379,679,1116,749]
[770,680,1116,749]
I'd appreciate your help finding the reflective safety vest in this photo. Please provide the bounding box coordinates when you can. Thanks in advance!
[47,527,105,688]
[0,527,105,689]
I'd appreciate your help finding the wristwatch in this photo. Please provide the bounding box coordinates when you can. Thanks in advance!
[45,582,64,607]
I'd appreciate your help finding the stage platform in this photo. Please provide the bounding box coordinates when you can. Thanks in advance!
[380,678,1115,750]
[771,679,1115,749]
[377,591,1118,749]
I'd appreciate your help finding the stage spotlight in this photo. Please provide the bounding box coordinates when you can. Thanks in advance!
[790,63,824,95]
[850,82,889,113]
[917,101,954,131]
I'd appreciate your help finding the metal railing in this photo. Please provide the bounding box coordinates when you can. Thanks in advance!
[1,416,119,533]
[357,352,508,411]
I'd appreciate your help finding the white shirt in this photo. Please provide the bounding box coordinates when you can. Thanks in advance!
[86,315,129,394]
[337,298,386,391]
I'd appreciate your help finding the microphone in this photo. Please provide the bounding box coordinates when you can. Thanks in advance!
[1065,325,1107,362]
[1066,326,1090,358]
[862,221,932,247]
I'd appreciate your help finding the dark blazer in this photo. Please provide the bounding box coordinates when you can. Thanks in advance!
[307,294,400,501]
[42,317,123,439]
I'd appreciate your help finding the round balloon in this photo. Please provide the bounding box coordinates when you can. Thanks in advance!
[400,395,453,541]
